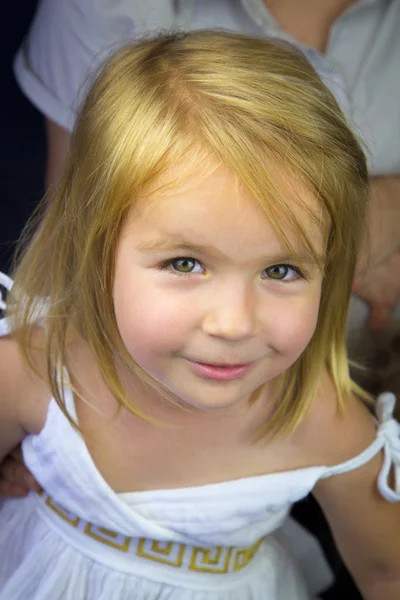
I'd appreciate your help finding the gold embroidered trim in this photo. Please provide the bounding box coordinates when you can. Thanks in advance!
[40,492,265,573]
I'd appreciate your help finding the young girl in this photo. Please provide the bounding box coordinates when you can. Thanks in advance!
[0,30,399,600]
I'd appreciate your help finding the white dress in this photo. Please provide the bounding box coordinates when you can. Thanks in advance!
[0,303,399,598]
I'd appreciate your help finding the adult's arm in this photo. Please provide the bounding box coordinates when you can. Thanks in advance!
[353,175,400,329]
[13,0,177,133]
[45,118,71,192]
[362,176,400,269]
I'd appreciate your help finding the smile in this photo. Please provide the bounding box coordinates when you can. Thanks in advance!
[186,360,255,381]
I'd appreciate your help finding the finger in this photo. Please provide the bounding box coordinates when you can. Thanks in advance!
[0,479,29,498]
[24,473,41,491]
[4,447,40,490]
[0,456,39,491]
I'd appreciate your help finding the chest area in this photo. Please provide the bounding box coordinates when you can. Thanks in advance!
[76,399,310,494]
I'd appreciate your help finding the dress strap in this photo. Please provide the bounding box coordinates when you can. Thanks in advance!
[0,272,13,311]
[0,273,14,336]
[320,393,400,502]
[0,272,48,333]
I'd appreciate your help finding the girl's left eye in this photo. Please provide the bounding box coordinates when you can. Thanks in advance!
[159,257,204,275]
[262,264,302,281]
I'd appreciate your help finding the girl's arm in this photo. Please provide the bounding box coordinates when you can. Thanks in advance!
[0,334,50,463]
[312,393,400,600]
[0,345,26,461]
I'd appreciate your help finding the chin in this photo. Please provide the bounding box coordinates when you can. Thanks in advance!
[171,388,252,412]
[188,399,241,411]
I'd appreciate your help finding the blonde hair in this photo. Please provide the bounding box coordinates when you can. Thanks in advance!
[9,31,370,436]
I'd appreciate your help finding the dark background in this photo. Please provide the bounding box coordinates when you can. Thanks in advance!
[0,0,45,274]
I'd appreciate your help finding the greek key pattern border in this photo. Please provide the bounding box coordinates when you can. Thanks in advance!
[39,491,264,574]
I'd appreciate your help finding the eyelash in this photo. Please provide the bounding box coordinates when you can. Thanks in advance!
[158,258,305,282]
[158,258,204,278]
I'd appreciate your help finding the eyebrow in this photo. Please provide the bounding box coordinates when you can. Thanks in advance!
[136,235,325,266]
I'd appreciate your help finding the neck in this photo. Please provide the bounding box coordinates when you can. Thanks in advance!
[263,0,356,15]
[261,0,358,51]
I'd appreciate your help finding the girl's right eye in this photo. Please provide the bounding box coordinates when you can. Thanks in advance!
[159,257,205,275]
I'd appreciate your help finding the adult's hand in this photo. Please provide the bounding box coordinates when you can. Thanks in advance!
[0,445,40,497]
[358,177,400,271]
[353,176,400,331]
[353,249,400,331]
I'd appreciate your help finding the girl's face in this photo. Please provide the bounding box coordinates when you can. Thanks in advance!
[113,164,326,411]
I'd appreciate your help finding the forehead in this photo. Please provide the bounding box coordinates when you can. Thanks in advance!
[125,162,327,257]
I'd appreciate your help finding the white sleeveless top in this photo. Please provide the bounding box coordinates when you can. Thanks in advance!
[0,275,399,600]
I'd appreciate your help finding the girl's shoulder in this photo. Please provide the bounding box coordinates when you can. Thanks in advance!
[298,370,377,469]
[307,378,400,584]
[0,326,52,437]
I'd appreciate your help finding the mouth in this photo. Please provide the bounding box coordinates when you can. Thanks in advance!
[186,359,256,381]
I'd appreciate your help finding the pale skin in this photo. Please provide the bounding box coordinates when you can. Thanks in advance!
[0,163,400,598]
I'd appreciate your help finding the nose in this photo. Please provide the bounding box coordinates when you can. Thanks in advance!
[201,282,259,341]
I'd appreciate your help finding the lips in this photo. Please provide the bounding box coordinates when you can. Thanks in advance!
[186,359,255,381]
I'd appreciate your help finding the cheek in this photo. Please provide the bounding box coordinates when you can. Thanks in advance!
[113,273,192,358]
[268,292,321,355]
